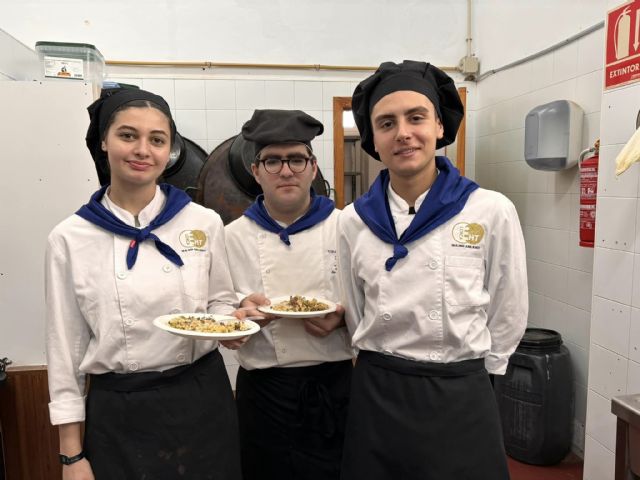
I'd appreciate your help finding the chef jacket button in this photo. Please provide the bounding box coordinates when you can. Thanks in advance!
[124,318,134,326]
[162,264,172,273]
[266,268,271,274]
[128,362,139,371]
[170,308,181,314]
[429,352,439,361]
[428,310,439,320]
[176,353,186,362]
[258,233,266,239]
[117,272,127,280]
[428,259,439,270]
[281,347,287,354]
[382,312,392,321]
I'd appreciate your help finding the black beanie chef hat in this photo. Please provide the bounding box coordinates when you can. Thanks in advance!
[241,109,323,157]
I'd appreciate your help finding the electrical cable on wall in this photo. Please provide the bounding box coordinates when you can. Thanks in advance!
[477,21,605,82]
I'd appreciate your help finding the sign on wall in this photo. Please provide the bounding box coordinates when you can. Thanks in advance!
[605,0,640,89]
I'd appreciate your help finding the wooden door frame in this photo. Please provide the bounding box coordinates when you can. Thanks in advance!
[332,87,467,209]
[332,96,352,209]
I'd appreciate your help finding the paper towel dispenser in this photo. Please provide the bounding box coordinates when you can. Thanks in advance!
[524,100,583,171]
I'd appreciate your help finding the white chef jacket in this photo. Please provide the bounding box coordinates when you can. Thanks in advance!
[45,186,238,425]
[337,185,528,375]
[224,210,353,369]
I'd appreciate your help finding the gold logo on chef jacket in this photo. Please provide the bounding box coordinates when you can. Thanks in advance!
[179,230,207,249]
[452,222,484,245]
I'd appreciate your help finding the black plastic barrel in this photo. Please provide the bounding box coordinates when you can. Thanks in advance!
[493,328,574,465]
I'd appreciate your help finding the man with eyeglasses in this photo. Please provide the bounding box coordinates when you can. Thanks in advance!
[223,109,353,480]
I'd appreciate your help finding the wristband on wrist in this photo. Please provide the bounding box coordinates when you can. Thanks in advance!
[59,451,85,465]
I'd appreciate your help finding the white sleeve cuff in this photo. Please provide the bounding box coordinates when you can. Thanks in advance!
[49,396,86,425]
[484,354,509,375]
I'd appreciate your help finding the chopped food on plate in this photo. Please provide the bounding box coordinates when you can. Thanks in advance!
[271,295,330,312]
[168,316,250,333]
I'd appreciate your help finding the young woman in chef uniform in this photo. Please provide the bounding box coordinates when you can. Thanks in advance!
[45,88,242,480]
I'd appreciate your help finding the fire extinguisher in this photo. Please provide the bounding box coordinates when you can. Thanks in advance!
[579,140,599,248]
[615,7,631,60]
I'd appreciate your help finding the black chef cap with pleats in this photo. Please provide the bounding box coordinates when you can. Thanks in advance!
[352,60,464,160]
[241,109,324,158]
[85,87,176,185]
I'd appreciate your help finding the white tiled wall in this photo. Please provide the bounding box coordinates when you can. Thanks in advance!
[473,27,605,455]
[583,75,640,480]
[106,71,371,206]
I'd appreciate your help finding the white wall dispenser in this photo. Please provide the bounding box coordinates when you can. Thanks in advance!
[524,100,584,171]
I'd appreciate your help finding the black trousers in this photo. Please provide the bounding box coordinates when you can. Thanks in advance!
[236,360,352,480]
[340,351,510,480]
[84,349,242,480]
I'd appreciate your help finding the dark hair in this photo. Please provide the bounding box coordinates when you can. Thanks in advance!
[102,99,176,147]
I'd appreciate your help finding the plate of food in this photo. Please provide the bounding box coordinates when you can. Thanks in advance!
[257,295,337,319]
[153,313,260,340]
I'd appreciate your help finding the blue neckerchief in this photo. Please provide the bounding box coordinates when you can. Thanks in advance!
[354,156,479,271]
[75,183,191,269]
[244,191,335,245]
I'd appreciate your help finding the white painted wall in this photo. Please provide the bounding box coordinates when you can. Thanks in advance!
[475,0,608,71]
[1,0,612,73]
[0,0,468,67]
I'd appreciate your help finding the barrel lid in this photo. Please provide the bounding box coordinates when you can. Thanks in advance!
[518,328,563,349]
[228,135,262,197]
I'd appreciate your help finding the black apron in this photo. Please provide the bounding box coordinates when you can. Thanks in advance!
[236,360,352,480]
[84,349,242,480]
[340,351,510,480]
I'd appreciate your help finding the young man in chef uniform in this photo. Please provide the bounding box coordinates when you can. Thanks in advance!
[223,109,353,480]
[337,60,528,480]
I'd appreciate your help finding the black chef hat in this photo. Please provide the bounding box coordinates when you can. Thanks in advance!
[85,87,176,185]
[352,60,464,160]
[241,109,324,158]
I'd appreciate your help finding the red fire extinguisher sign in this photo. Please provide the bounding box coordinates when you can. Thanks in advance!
[579,140,600,247]
[605,0,640,90]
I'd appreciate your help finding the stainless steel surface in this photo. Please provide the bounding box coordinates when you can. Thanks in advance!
[612,393,640,421]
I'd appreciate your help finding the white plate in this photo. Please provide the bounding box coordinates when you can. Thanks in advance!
[153,313,260,340]
[257,296,337,319]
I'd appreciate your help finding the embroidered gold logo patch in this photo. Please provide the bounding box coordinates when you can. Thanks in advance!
[452,223,484,245]
[180,230,207,249]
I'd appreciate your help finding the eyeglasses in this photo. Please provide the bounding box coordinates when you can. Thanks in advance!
[257,154,313,174]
